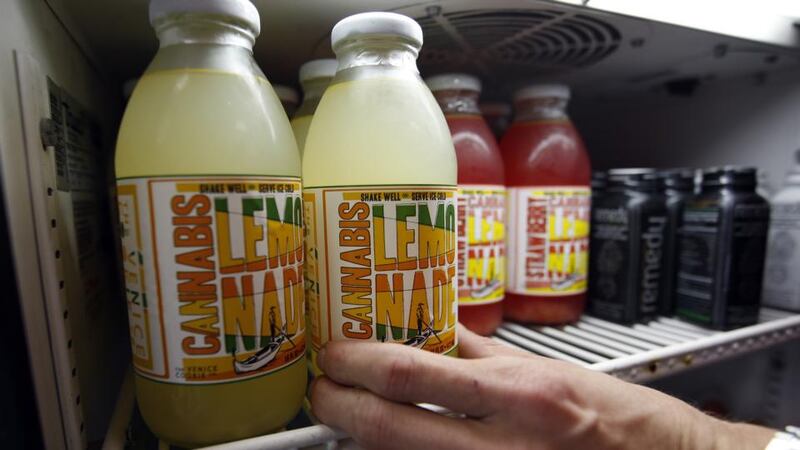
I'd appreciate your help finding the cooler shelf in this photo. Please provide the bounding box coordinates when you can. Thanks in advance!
[107,308,800,450]
[493,307,800,383]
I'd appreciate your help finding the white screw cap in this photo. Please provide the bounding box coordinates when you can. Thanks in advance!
[425,73,482,93]
[149,0,261,36]
[513,84,571,102]
[331,12,423,51]
[299,59,339,83]
[273,85,299,105]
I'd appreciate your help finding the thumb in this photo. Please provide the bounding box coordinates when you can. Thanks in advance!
[458,324,536,359]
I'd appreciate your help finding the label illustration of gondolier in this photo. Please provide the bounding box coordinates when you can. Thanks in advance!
[403,303,442,348]
[234,307,298,374]
[304,185,459,368]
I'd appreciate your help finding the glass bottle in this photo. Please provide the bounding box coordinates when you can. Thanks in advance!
[274,84,299,117]
[303,12,459,375]
[501,85,592,324]
[115,0,305,445]
[426,73,505,336]
[292,58,337,155]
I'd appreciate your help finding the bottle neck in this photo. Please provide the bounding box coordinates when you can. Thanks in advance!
[147,16,262,78]
[155,16,256,49]
[432,90,481,115]
[334,38,420,75]
[514,97,569,122]
[296,78,331,118]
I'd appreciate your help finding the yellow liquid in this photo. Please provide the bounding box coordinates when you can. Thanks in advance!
[303,76,456,185]
[303,75,458,370]
[290,114,313,157]
[116,69,306,446]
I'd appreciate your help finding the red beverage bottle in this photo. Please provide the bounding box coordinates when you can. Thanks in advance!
[427,74,506,335]
[501,84,592,324]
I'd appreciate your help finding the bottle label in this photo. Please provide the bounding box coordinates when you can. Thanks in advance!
[677,200,769,326]
[639,215,667,316]
[507,187,590,296]
[457,185,505,305]
[588,206,630,321]
[676,204,720,323]
[304,186,458,355]
[116,176,306,385]
[763,202,800,309]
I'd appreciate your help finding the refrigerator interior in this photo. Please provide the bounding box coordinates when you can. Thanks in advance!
[1,0,799,448]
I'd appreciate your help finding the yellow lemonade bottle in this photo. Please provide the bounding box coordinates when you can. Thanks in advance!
[291,59,337,156]
[303,12,459,375]
[114,0,306,445]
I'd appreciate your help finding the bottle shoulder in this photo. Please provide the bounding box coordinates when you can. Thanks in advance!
[116,68,299,178]
[302,73,456,186]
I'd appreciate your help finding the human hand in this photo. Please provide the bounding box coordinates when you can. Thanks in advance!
[310,325,774,450]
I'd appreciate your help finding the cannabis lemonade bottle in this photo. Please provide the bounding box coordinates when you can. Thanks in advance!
[115,0,305,445]
[303,12,459,374]
[426,74,506,336]
[292,59,338,156]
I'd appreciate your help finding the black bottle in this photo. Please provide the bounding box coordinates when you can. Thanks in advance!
[657,169,695,315]
[589,169,668,323]
[675,167,770,329]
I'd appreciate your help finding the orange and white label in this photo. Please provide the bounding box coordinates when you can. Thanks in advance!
[116,176,305,384]
[457,185,505,305]
[304,186,458,355]
[506,186,590,296]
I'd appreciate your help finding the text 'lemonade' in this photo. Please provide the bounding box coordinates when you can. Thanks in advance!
[302,12,459,375]
[426,73,506,336]
[114,0,305,445]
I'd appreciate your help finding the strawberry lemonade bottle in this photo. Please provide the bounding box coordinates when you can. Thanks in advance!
[303,12,459,374]
[426,74,505,336]
[114,0,305,445]
[502,84,591,324]
[292,59,338,156]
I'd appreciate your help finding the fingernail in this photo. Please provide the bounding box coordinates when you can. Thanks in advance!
[317,346,327,369]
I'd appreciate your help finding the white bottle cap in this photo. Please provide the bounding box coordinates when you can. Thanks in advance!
[149,0,261,36]
[299,59,339,83]
[273,85,299,105]
[425,73,482,93]
[331,12,423,51]
[513,84,571,103]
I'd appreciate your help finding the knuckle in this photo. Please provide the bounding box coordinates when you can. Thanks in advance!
[324,342,348,367]
[381,352,417,400]
[521,376,571,413]
[309,378,342,423]
[352,394,394,448]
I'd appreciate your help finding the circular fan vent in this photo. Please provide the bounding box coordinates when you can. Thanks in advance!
[415,9,621,72]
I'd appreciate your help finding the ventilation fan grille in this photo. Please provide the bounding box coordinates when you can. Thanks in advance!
[416,9,621,73]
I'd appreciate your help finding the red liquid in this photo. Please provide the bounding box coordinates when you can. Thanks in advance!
[501,119,591,324]
[447,115,505,335]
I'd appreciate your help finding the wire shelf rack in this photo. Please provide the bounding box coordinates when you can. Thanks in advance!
[104,308,800,450]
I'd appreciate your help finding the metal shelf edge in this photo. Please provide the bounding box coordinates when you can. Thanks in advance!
[590,314,800,382]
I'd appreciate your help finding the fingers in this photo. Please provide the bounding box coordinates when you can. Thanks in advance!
[317,340,495,417]
[311,376,483,450]
[458,324,536,359]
